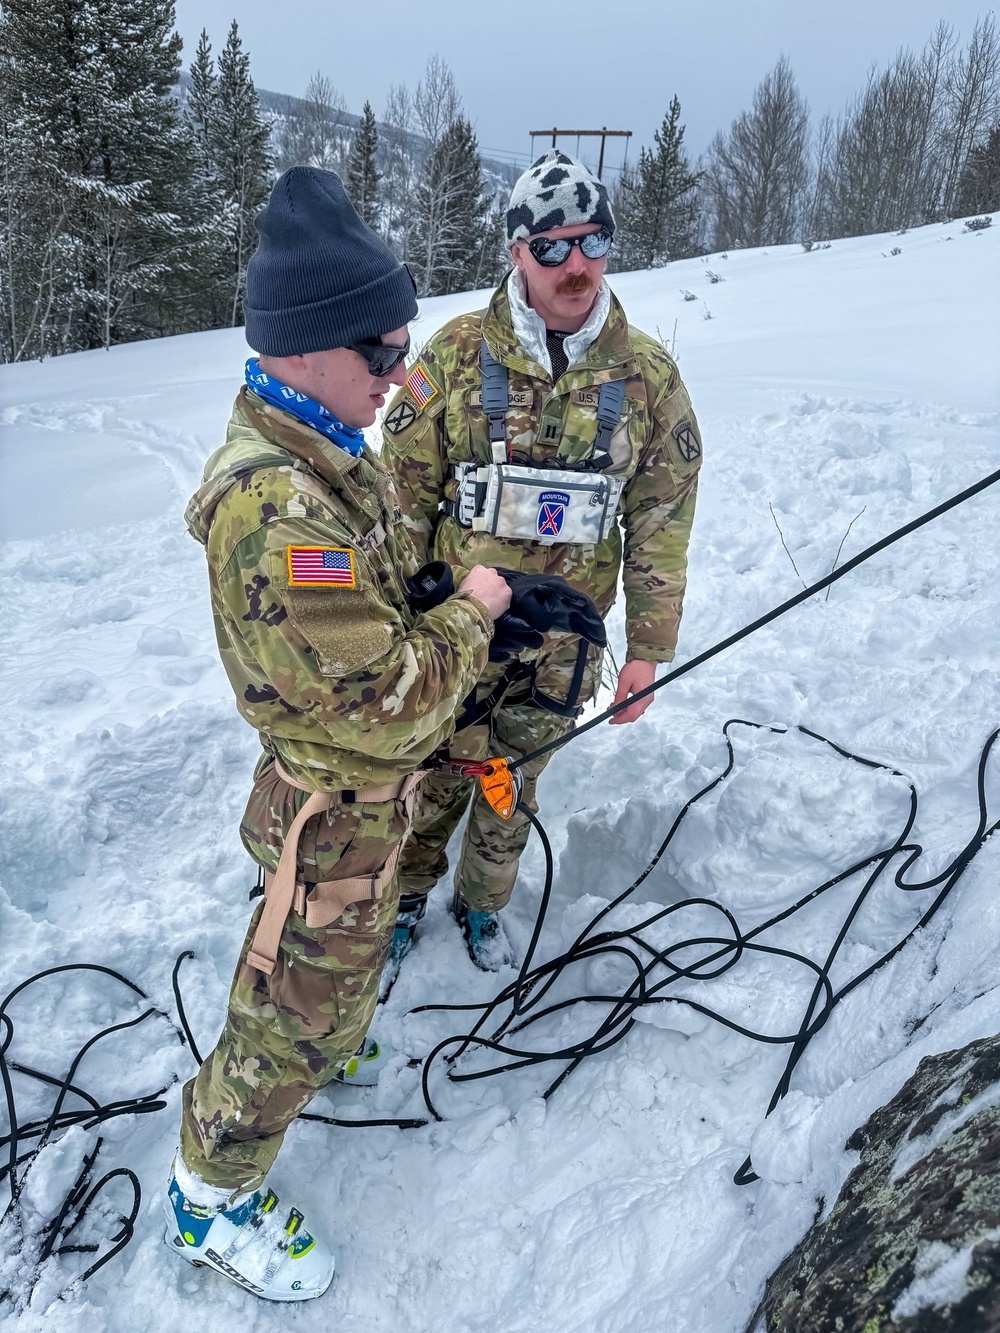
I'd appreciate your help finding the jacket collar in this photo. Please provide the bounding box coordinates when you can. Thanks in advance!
[505,269,611,377]
[239,387,367,491]
[183,389,386,547]
[482,276,636,380]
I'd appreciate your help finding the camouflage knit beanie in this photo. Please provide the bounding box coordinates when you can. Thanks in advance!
[244,167,417,356]
[507,150,616,243]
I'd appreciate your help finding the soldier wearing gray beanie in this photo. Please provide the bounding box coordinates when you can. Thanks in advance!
[244,166,418,356]
[168,166,512,1306]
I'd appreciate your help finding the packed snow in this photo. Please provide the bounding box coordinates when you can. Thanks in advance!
[1,216,998,1332]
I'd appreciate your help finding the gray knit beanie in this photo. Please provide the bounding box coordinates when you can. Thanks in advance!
[244,167,417,356]
[507,150,616,243]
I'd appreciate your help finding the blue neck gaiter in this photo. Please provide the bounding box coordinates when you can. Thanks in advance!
[245,358,366,457]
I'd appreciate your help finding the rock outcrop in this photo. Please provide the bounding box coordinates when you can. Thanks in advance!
[750,1032,1000,1331]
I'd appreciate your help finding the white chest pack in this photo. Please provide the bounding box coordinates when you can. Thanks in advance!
[455,461,623,545]
[447,341,626,546]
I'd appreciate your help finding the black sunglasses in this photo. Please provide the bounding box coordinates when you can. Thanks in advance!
[526,229,614,267]
[345,333,411,377]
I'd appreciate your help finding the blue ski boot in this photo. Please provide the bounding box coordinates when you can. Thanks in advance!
[391,893,427,963]
[163,1158,334,1301]
[451,891,514,971]
[379,893,427,1000]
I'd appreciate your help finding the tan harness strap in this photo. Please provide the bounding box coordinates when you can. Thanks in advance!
[246,761,424,977]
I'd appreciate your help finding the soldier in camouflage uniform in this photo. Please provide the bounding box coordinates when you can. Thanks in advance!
[383,151,703,966]
[163,167,511,1302]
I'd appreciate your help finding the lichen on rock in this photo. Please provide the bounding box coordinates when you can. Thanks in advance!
[749,1032,1000,1331]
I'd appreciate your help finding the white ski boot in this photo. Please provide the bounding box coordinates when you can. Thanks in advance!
[333,1035,391,1087]
[163,1158,334,1301]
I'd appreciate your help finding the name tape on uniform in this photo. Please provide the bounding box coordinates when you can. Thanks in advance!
[468,388,533,409]
[286,546,356,588]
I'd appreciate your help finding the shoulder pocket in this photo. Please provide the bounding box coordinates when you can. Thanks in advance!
[667,418,703,481]
[382,360,444,459]
[272,546,397,677]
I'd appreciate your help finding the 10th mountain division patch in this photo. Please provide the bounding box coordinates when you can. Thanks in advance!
[384,399,418,435]
[672,420,701,462]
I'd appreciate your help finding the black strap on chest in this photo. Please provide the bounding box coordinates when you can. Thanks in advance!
[479,342,509,451]
[479,340,625,470]
[591,379,625,470]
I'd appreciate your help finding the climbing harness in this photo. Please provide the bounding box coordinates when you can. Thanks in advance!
[246,759,423,976]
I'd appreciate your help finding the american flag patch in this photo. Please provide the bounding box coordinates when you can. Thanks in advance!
[405,364,438,408]
[286,546,356,588]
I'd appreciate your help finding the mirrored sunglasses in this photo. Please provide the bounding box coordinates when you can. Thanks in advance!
[526,229,614,267]
[346,333,411,377]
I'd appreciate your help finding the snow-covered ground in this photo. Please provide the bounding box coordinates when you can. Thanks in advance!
[1,216,998,1331]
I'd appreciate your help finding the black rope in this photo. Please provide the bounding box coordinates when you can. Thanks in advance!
[410,721,1000,1179]
[509,465,1000,773]
[11,718,996,1308]
[171,951,202,1065]
[0,965,186,1309]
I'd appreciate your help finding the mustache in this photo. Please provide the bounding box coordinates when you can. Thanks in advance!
[556,271,593,295]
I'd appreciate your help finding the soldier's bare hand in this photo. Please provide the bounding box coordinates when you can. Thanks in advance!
[460,565,513,619]
[609,659,658,725]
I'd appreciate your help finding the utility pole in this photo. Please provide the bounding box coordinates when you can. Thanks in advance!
[529,127,632,179]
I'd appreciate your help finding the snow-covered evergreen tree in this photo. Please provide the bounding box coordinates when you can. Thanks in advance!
[473,194,508,292]
[411,115,497,296]
[209,20,271,326]
[186,28,216,147]
[0,0,203,359]
[346,101,380,227]
[614,97,701,271]
[0,3,64,362]
[178,29,232,332]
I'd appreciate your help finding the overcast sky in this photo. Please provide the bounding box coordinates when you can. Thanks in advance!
[173,1,995,176]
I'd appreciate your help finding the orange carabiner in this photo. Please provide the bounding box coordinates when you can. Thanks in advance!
[478,757,522,821]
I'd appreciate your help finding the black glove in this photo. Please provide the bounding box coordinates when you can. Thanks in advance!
[488,613,545,662]
[495,569,607,647]
[405,560,454,613]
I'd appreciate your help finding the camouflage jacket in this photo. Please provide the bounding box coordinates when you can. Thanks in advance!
[381,282,702,663]
[184,388,494,791]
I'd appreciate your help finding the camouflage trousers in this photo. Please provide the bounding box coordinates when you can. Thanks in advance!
[397,698,575,914]
[179,757,408,1196]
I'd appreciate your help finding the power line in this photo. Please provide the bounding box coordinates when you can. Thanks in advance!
[528,127,632,178]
